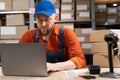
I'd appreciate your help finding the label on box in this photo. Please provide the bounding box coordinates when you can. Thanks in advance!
[61,5,72,10]
[79,12,89,17]
[78,37,85,42]
[82,29,92,34]
[56,8,59,14]
[77,5,88,10]
[98,4,106,9]
[62,0,72,2]
[0,2,5,10]
[61,13,72,19]
[82,43,91,49]
[1,27,16,35]
[107,19,116,23]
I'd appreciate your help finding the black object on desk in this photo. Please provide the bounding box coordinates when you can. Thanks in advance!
[80,75,96,79]
[88,65,100,74]
[99,33,120,78]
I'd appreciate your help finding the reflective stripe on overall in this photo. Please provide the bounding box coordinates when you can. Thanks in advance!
[34,27,65,63]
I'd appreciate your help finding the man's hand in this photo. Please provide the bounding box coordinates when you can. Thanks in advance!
[47,60,76,72]
[47,63,59,72]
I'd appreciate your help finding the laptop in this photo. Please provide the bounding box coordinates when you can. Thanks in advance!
[0,43,48,77]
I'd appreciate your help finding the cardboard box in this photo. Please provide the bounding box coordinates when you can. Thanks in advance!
[74,28,92,37]
[118,12,120,22]
[118,6,120,11]
[110,0,120,3]
[59,23,74,30]
[93,54,120,68]
[61,2,75,11]
[76,3,90,11]
[0,19,1,26]
[76,0,90,4]
[107,15,118,23]
[0,26,28,39]
[83,49,91,54]
[50,0,60,8]
[95,0,109,3]
[95,12,107,24]
[13,0,29,11]
[78,36,90,42]
[61,10,74,21]
[6,14,25,26]
[90,30,120,42]
[76,10,90,20]
[80,42,91,54]
[61,0,75,3]
[91,42,120,54]
[95,4,107,12]
[107,7,117,15]
[76,0,90,10]
[81,42,91,49]
[0,0,12,11]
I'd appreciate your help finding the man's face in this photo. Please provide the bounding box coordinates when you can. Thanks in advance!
[35,14,56,36]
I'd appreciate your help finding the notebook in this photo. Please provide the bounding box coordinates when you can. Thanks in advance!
[0,43,47,77]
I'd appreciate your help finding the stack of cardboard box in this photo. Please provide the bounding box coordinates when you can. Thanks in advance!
[0,0,29,43]
[74,28,93,54]
[0,0,29,11]
[90,30,120,67]
[76,0,90,21]
[95,2,120,24]
[61,0,75,21]
[107,7,118,24]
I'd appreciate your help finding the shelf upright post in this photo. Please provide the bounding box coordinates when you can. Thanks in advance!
[90,0,96,30]
[29,0,35,29]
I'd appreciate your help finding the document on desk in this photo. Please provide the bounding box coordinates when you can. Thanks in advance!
[61,68,89,78]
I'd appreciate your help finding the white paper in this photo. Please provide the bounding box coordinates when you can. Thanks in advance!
[98,4,106,9]
[1,27,16,35]
[77,5,88,10]
[0,2,5,10]
[61,68,89,78]
[61,5,72,10]
[79,12,90,17]
[61,13,72,19]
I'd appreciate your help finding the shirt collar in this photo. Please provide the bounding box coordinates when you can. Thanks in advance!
[53,24,60,36]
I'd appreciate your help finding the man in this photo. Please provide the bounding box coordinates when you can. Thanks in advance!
[19,0,86,72]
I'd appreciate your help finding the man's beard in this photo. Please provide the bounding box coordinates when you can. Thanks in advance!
[40,27,53,36]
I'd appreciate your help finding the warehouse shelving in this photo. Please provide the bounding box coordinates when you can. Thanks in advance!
[29,0,96,30]
[0,11,29,14]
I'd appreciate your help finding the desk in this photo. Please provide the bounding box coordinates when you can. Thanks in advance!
[0,66,120,80]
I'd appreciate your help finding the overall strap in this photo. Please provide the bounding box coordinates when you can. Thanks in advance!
[59,26,64,51]
[34,26,64,47]
[34,28,39,42]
